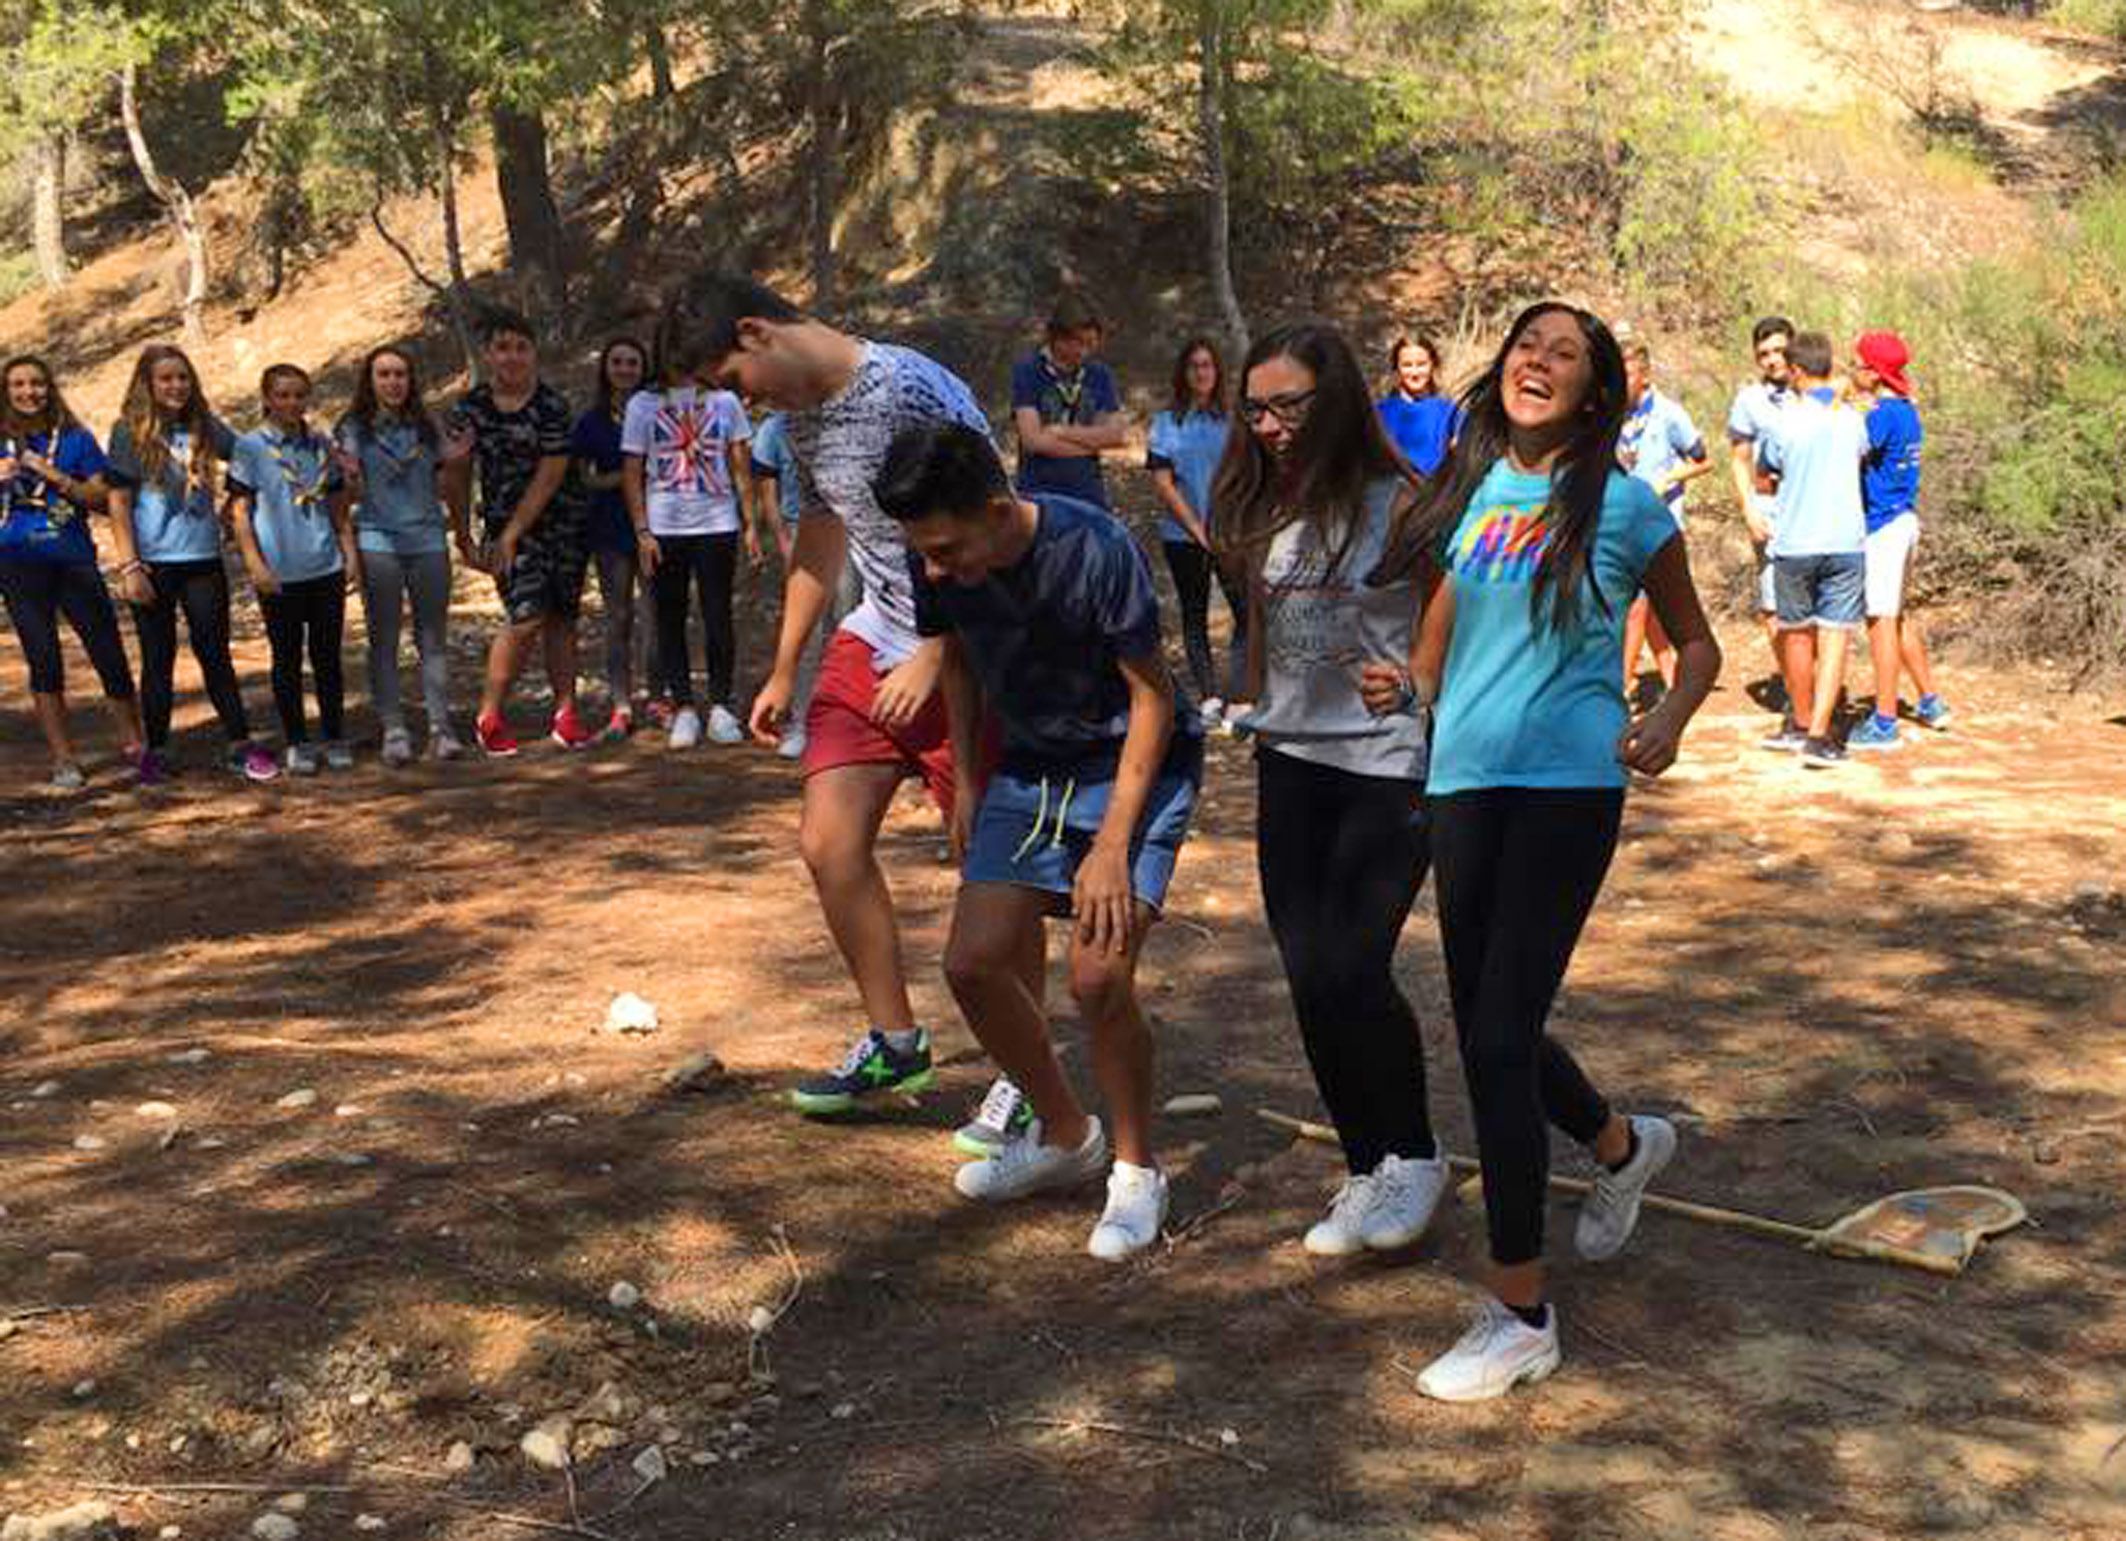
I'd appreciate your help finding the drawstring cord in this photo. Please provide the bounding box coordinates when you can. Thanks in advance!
[1007,775,1080,863]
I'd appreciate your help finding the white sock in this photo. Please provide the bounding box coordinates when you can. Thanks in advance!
[882,1028,922,1054]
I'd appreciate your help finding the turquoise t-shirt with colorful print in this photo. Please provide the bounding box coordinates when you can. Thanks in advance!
[1428,459,1679,795]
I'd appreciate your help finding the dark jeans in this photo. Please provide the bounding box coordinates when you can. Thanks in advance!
[0,559,136,699]
[1256,747,1434,1174]
[130,558,250,749]
[653,532,737,707]
[260,572,347,744]
[1430,787,1621,1266]
[1163,539,1248,702]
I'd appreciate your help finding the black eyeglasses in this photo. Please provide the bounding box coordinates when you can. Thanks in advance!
[1240,390,1316,427]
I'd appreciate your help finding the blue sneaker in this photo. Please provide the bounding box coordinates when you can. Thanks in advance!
[1848,714,1901,751]
[1914,693,1951,730]
[791,1028,934,1115]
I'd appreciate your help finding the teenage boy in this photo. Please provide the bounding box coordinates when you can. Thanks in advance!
[1619,335,1712,695]
[1010,293,1126,509]
[442,310,596,756]
[659,271,1036,1131]
[622,366,759,748]
[876,419,1200,1261]
[1727,315,1795,690]
[1758,331,1868,767]
[1847,331,1950,750]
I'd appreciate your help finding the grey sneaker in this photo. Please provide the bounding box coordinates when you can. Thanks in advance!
[380,727,415,767]
[1574,1115,1677,1262]
[50,761,88,792]
[322,740,356,772]
[429,729,467,762]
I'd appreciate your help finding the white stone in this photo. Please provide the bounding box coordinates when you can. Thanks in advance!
[71,1136,106,1152]
[354,1519,385,1533]
[830,1402,855,1420]
[607,1281,642,1311]
[69,1380,96,1400]
[30,1080,60,1099]
[1,1500,119,1541]
[442,1439,475,1474]
[159,1529,182,1540]
[1161,1093,1222,1118]
[275,1089,318,1111]
[334,1105,364,1118]
[630,1445,669,1484]
[520,1419,571,1470]
[601,992,660,1035]
[271,1495,307,1515]
[47,1250,90,1267]
[167,1048,211,1065]
[136,1102,178,1119]
[248,1517,300,1541]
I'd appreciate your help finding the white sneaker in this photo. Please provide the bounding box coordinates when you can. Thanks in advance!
[381,727,414,767]
[1359,1149,1448,1250]
[1303,1171,1379,1257]
[668,707,703,750]
[1198,696,1225,731]
[1575,1114,1678,1261]
[1088,1160,1169,1262]
[429,729,467,762]
[1416,1298,1562,1403]
[777,726,808,761]
[953,1116,1108,1203]
[705,705,745,744]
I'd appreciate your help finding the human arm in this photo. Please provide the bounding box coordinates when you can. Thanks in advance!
[1048,412,1128,452]
[1359,558,1447,715]
[17,447,110,514]
[1617,537,1722,776]
[437,449,479,569]
[871,636,944,729]
[102,480,154,603]
[330,483,363,592]
[493,453,567,573]
[1013,405,1100,460]
[748,510,846,745]
[1728,439,1771,542]
[728,440,764,566]
[622,455,659,576]
[227,488,279,596]
[1148,465,1211,548]
[1075,649,1175,956]
[940,634,986,862]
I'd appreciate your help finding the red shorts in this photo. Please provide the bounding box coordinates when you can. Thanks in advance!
[802,630,960,816]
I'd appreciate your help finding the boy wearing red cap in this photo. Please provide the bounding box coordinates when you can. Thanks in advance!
[1848,332,1949,750]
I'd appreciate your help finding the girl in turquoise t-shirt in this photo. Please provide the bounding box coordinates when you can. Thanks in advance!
[1372,302,1722,1404]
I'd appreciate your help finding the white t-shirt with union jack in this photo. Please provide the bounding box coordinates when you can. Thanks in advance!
[620,386,752,537]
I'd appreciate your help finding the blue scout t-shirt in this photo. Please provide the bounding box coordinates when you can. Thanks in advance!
[1862,395,1922,533]
[1760,387,1868,558]
[913,493,1201,774]
[1144,407,1228,544]
[229,425,346,583]
[337,415,448,558]
[570,405,634,554]
[1376,392,1459,477]
[1011,353,1121,507]
[105,418,236,564]
[750,412,803,525]
[0,425,108,565]
[1427,461,1679,796]
[1620,388,1707,522]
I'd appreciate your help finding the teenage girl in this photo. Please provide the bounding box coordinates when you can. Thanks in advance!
[104,344,278,782]
[572,336,660,738]
[338,345,465,764]
[1147,336,1248,729]
[1375,334,1459,477]
[1372,302,1720,1402]
[0,355,144,788]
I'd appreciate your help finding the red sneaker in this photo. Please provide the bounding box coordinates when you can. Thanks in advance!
[550,703,597,750]
[476,711,520,758]
[601,706,634,742]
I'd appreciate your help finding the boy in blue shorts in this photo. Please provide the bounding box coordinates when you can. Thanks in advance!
[1758,332,1868,767]
[875,419,1200,1263]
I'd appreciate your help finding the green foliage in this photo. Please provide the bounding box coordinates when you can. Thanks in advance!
[2047,0,2126,40]
[1,0,146,143]
[0,247,41,306]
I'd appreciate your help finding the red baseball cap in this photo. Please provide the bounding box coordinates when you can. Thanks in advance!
[1856,331,1913,397]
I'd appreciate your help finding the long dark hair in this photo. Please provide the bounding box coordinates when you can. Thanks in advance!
[1,355,80,440]
[345,345,439,449]
[118,344,220,499]
[1168,335,1225,418]
[1212,320,1413,583]
[1373,301,1629,632]
[595,335,652,416]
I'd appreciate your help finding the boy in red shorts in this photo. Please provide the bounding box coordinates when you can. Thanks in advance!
[659,273,1037,1128]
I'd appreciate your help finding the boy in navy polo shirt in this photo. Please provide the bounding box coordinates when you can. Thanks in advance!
[876,419,1200,1263]
[1010,292,1125,508]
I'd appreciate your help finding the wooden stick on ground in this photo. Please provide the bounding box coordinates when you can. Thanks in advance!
[1253,1107,1961,1277]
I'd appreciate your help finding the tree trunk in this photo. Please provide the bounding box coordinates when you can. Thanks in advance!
[435,116,479,379]
[31,133,68,288]
[118,62,208,343]
[489,102,567,316]
[804,11,838,312]
[645,20,676,100]
[1197,1,1248,360]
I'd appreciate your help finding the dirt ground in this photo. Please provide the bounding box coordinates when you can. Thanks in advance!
[4,529,2125,1541]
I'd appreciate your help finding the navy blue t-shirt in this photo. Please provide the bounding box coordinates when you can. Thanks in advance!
[1011,354,1121,507]
[913,494,1200,773]
[570,406,634,554]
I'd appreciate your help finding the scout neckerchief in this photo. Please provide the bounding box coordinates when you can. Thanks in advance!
[367,415,427,482]
[1,431,70,530]
[1042,349,1086,420]
[1620,389,1656,470]
[265,422,333,513]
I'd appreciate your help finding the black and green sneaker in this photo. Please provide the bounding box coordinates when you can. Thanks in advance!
[953,1073,1035,1157]
[791,1028,935,1115]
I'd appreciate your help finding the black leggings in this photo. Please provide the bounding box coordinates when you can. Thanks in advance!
[1430,788,1621,1267]
[1256,747,1434,1174]
[131,559,251,749]
[1163,540,1248,702]
[0,559,136,699]
[259,573,346,744]
[653,532,736,707]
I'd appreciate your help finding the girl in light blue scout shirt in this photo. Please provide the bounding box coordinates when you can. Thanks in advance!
[1374,302,1720,1403]
[338,345,466,765]
[229,364,358,776]
[1147,336,1246,728]
[104,344,277,782]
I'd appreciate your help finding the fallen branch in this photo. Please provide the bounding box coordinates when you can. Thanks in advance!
[79,1482,616,1541]
[1,1304,91,1321]
[1163,1187,1244,1248]
[1011,1416,1268,1474]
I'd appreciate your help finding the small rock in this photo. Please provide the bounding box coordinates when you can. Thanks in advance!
[275,1089,318,1111]
[602,992,660,1035]
[0,1499,119,1541]
[272,1496,307,1516]
[746,1305,777,1335]
[47,1251,90,1268]
[661,1050,727,1094]
[0,1320,17,1341]
[2034,1143,2062,1165]
[830,1402,856,1421]
[348,1390,372,1409]
[330,1153,373,1168]
[1161,1093,1222,1118]
[1882,830,1915,859]
[607,1281,642,1311]
[1218,1427,1240,1446]
[688,1450,720,1467]
[71,1135,106,1153]
[136,1102,178,1119]
[630,1445,669,1484]
[442,1439,475,1474]
[70,1380,96,1400]
[520,1418,572,1470]
[167,1048,211,1065]
[159,1529,182,1540]
[2073,881,2108,904]
[563,1072,587,1088]
[334,1104,364,1118]
[249,1515,300,1541]
[195,1136,228,1150]
[353,1519,385,1534]
[30,1080,61,1099]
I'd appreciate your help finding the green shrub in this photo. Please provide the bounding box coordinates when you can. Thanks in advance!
[0,247,40,308]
